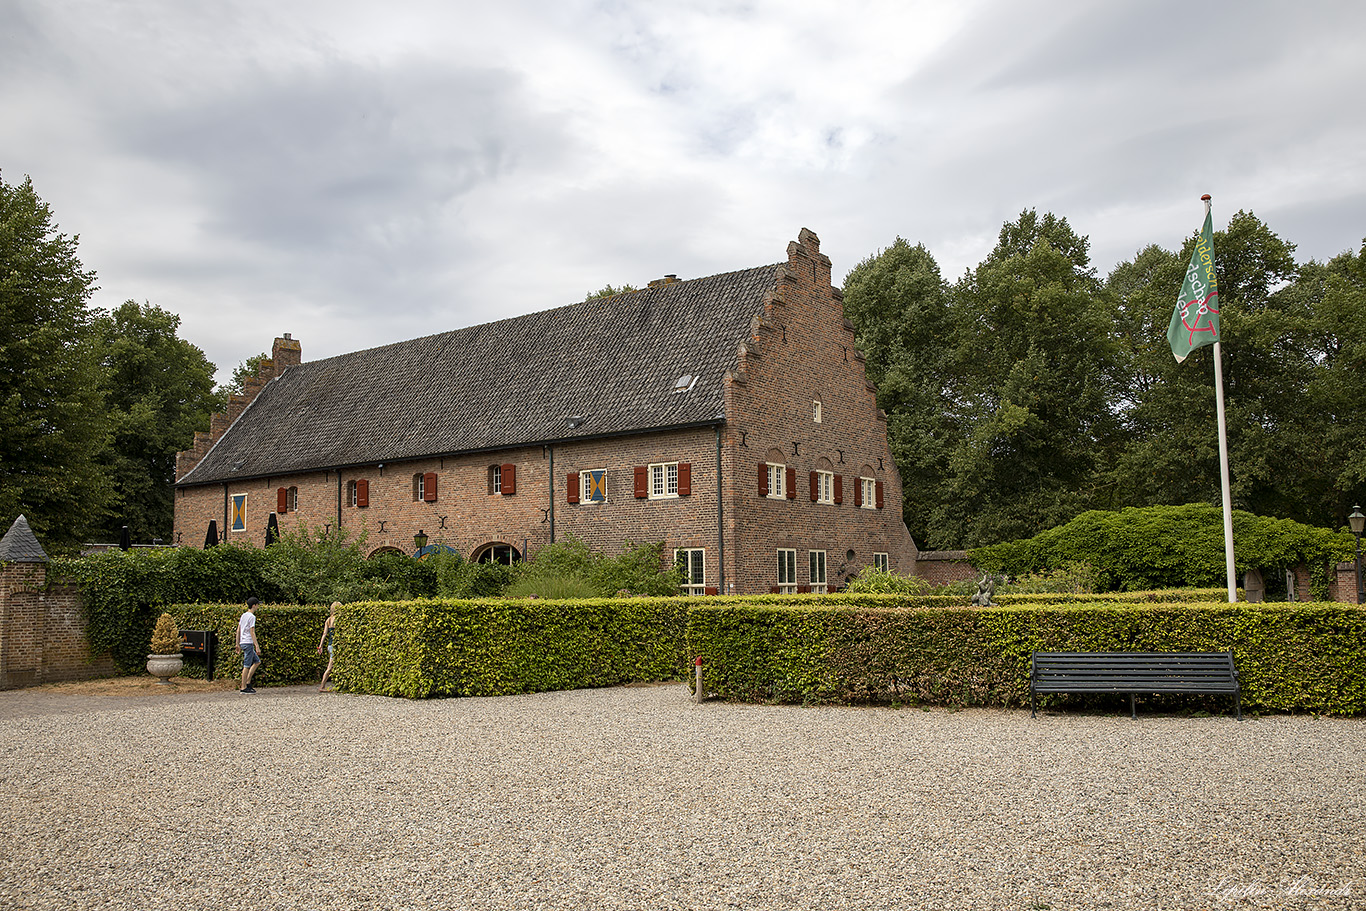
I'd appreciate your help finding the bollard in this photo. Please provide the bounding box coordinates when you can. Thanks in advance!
[694,656,704,703]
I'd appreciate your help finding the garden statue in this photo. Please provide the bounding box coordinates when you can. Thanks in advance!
[971,574,1001,607]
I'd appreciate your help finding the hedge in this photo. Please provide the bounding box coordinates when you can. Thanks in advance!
[686,599,1366,715]
[169,603,331,686]
[327,596,692,698]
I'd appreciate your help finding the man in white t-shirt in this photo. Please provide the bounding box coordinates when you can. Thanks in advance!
[237,597,262,693]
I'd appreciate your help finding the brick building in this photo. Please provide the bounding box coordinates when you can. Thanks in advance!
[173,229,918,594]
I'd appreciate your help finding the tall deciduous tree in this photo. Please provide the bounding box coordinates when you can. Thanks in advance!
[841,239,955,546]
[931,211,1122,547]
[91,301,219,543]
[0,173,109,550]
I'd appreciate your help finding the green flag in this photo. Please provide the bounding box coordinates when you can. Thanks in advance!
[1168,209,1219,362]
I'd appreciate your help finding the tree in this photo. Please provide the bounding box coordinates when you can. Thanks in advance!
[841,239,956,546]
[585,283,639,300]
[90,301,219,543]
[0,173,109,550]
[930,211,1123,546]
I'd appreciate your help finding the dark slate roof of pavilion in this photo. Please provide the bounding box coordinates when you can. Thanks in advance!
[179,264,784,485]
[0,515,48,563]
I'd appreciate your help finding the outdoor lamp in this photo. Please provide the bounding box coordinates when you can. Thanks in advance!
[414,530,429,552]
[1349,507,1365,603]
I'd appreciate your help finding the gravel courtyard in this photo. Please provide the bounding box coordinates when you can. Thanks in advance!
[1,680,1362,910]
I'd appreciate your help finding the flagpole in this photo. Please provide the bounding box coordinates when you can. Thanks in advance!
[1204,194,1238,603]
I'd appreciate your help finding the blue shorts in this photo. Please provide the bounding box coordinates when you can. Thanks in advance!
[241,644,259,668]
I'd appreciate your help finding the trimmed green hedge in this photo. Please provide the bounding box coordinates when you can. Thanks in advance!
[686,599,1366,715]
[169,603,331,686]
[333,597,692,698]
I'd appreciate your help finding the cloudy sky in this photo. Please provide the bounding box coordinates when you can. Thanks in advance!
[4,0,1364,384]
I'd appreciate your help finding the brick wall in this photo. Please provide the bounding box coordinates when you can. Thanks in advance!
[721,229,919,593]
[914,551,981,585]
[0,563,117,689]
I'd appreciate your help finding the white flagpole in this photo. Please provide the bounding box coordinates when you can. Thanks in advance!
[1205,194,1238,603]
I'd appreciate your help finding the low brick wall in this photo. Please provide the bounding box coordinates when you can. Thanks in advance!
[1,563,117,689]
[914,550,979,585]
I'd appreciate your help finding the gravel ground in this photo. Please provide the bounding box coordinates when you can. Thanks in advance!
[1,681,1363,911]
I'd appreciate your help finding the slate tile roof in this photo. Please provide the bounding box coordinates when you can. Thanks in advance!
[0,515,48,563]
[179,264,784,485]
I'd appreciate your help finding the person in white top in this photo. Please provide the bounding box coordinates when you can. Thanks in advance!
[237,597,262,693]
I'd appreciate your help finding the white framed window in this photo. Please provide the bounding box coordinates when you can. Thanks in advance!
[767,463,786,500]
[675,548,706,596]
[813,399,822,423]
[650,462,679,499]
[413,473,425,501]
[777,548,798,594]
[860,477,876,509]
[809,550,827,594]
[287,486,298,512]
[582,469,607,503]
[873,552,889,572]
[490,464,502,494]
[347,480,358,507]
[815,470,835,505]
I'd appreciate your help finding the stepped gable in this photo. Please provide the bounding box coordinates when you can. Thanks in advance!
[0,515,48,563]
[178,264,784,485]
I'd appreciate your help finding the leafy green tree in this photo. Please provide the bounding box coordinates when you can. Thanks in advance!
[585,283,639,300]
[0,173,109,550]
[931,211,1123,547]
[89,301,219,543]
[841,239,956,546]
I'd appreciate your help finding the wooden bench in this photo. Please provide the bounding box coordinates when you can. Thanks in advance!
[1030,651,1241,719]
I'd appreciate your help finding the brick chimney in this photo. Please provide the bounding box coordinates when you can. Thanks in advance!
[272,333,302,371]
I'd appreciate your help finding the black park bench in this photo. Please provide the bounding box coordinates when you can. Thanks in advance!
[1030,651,1242,720]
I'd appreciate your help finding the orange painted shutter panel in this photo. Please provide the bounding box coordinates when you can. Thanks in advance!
[502,464,516,495]
[356,479,369,508]
[834,474,843,505]
[424,472,438,502]
[277,487,288,513]
[876,480,885,509]
[677,463,691,496]
[785,466,796,500]
[634,466,648,498]
[757,462,768,496]
[567,472,580,503]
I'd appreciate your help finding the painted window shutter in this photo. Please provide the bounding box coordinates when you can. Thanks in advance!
[424,472,438,502]
[567,472,580,504]
[785,466,797,500]
[634,466,648,498]
[502,464,516,495]
[809,471,818,502]
[757,462,768,496]
[854,480,863,507]
[770,585,781,594]
[876,480,885,509]
[704,586,718,596]
[356,479,369,508]
[677,462,691,496]
[277,487,288,513]
[834,474,843,505]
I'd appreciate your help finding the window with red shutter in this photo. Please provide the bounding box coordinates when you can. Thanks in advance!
[809,471,819,502]
[875,480,885,509]
[677,462,691,496]
[785,466,796,500]
[424,472,438,502]
[356,479,369,508]
[757,462,768,496]
[834,474,843,505]
[634,466,648,498]
[502,464,516,495]
[567,472,580,503]
[854,479,863,507]
[277,487,288,513]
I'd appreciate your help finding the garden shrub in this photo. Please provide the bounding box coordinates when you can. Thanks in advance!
[170,602,332,686]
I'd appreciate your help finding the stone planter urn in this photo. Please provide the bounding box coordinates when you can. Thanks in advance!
[147,612,183,685]
[146,653,183,684]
